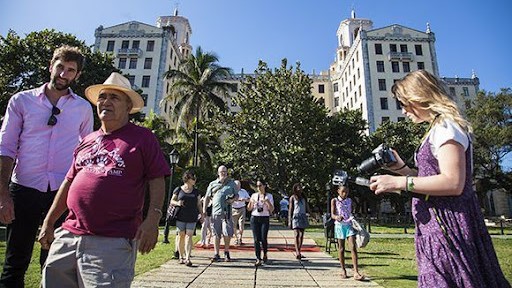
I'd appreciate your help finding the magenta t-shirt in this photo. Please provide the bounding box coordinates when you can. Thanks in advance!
[62,122,171,239]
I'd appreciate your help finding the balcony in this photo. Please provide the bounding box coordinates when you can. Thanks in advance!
[117,48,142,57]
[387,52,414,62]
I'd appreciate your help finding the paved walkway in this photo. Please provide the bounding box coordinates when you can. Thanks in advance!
[132,222,382,288]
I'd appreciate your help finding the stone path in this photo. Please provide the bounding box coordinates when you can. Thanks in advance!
[132,223,382,288]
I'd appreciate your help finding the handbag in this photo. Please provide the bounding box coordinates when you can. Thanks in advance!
[166,202,180,226]
[351,218,370,248]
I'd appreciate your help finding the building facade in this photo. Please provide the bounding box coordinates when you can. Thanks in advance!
[93,8,192,117]
[327,10,479,132]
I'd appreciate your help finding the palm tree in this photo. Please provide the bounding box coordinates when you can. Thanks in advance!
[164,46,233,166]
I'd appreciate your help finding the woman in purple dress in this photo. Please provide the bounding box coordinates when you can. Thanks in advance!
[369,70,509,288]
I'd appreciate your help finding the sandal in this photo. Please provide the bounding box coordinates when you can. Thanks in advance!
[353,272,366,281]
[178,258,185,264]
[254,259,262,266]
[340,269,348,279]
[185,260,193,267]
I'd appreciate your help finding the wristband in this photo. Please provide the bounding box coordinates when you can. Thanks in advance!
[405,176,415,192]
[392,163,407,171]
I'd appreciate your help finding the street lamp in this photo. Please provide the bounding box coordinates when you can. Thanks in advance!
[163,148,180,243]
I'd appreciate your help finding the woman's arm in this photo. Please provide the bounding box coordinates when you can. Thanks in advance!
[371,141,466,196]
[247,194,255,211]
[330,199,340,221]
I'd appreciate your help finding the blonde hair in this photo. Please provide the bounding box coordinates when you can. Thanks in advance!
[391,70,472,134]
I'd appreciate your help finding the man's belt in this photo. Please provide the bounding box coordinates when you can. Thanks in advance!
[232,206,245,209]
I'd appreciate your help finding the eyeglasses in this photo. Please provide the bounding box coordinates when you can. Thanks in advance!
[47,106,61,126]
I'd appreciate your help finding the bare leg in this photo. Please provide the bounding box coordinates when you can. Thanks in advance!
[185,230,194,261]
[213,236,221,256]
[338,238,347,278]
[178,231,186,262]
[348,236,362,279]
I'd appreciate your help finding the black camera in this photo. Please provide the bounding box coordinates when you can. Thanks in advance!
[332,170,348,186]
[332,169,370,187]
[257,206,264,212]
[357,143,397,174]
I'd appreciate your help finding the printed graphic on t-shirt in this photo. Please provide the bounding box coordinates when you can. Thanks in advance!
[75,135,125,176]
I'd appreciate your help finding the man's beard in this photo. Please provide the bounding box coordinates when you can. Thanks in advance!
[51,75,73,91]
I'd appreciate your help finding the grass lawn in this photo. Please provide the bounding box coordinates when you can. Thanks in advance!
[312,232,512,288]
[0,226,510,288]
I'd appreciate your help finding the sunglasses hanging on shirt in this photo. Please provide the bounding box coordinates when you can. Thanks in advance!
[47,106,61,126]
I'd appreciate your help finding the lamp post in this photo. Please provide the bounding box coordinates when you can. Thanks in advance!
[163,148,180,243]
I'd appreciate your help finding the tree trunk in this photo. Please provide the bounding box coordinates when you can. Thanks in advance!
[194,101,200,166]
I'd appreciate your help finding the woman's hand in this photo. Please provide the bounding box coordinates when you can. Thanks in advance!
[369,175,405,195]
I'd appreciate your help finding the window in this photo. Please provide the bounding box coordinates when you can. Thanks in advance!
[381,117,390,123]
[375,43,382,55]
[395,99,402,110]
[333,83,339,92]
[144,58,152,69]
[318,84,325,93]
[356,51,359,62]
[377,61,385,72]
[132,40,140,49]
[129,58,137,69]
[170,49,173,60]
[417,62,425,70]
[352,58,355,68]
[126,75,135,86]
[106,41,115,52]
[141,76,150,88]
[357,68,360,79]
[380,98,389,110]
[146,40,155,52]
[400,44,408,53]
[118,58,127,69]
[449,87,456,97]
[121,40,129,49]
[392,61,400,73]
[398,117,405,122]
[390,44,397,52]
[463,87,469,97]
[141,94,148,106]
[358,85,362,97]
[415,44,423,55]
[403,62,410,73]
[378,79,387,91]
[334,97,339,107]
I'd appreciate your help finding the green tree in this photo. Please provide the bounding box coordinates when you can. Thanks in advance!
[466,89,512,194]
[369,120,427,167]
[0,29,118,125]
[163,46,233,166]
[218,59,367,208]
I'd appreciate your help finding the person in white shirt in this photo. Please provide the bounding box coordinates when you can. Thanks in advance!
[232,180,250,245]
[247,179,274,266]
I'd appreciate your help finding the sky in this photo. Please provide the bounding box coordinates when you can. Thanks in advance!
[1,0,511,93]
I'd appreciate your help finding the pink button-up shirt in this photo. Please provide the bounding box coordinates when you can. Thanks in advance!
[0,84,94,192]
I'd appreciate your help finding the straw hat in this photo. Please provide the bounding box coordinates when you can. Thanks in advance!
[85,72,144,114]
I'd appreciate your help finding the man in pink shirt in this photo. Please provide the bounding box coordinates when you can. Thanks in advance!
[38,72,170,287]
[0,45,94,287]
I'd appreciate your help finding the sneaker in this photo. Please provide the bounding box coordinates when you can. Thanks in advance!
[224,251,231,262]
[178,258,186,264]
[211,254,221,262]
[254,259,262,266]
[234,239,239,245]
[263,254,268,263]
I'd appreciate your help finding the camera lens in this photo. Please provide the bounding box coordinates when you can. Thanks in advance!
[357,156,379,174]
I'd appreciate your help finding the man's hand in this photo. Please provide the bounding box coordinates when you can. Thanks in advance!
[38,222,55,250]
[135,214,159,254]
[0,191,15,224]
